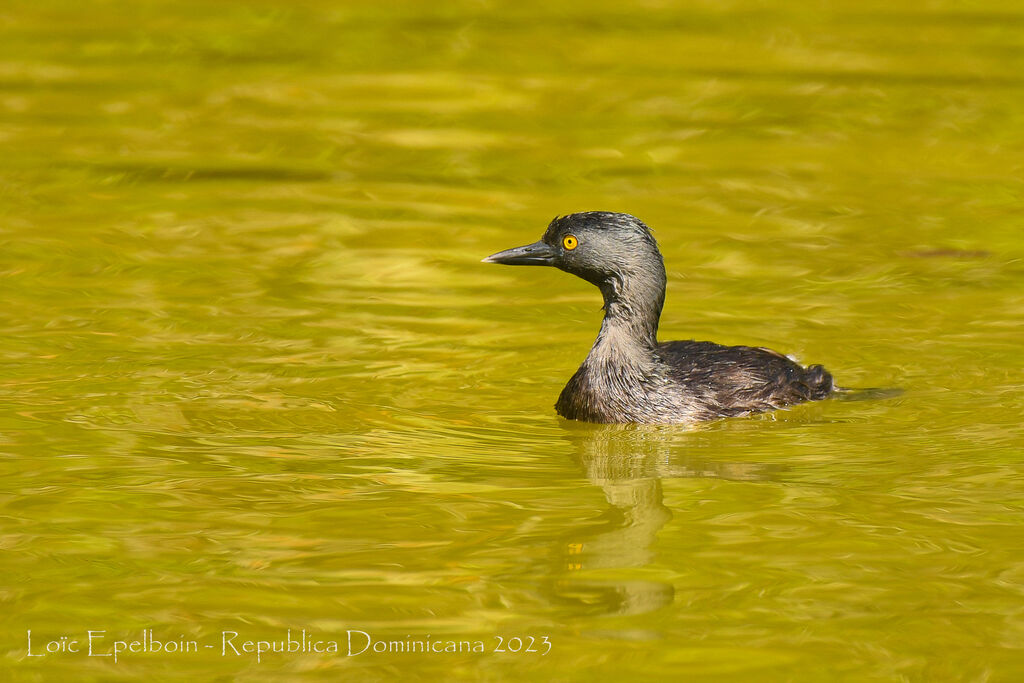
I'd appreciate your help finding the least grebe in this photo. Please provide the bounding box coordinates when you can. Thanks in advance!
[483,212,836,424]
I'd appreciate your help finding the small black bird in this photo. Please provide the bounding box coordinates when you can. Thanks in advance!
[483,212,836,424]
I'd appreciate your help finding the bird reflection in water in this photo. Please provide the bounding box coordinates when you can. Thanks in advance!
[547,421,784,618]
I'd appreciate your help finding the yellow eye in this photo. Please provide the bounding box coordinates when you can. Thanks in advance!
[562,234,579,250]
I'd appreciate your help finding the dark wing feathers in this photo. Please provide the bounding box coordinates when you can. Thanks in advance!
[656,340,834,417]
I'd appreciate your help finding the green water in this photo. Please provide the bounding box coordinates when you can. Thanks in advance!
[2,1,1023,680]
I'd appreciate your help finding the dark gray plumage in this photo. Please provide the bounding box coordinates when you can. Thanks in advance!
[483,212,836,424]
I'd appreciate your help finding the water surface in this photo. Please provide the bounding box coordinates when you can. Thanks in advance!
[2,1,1023,680]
